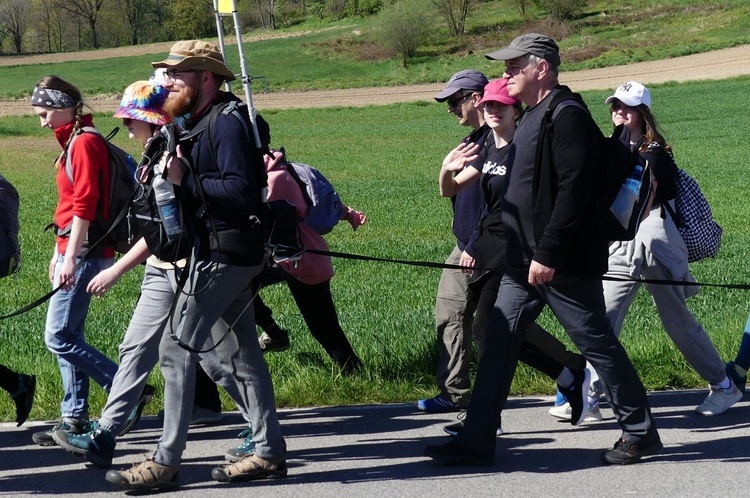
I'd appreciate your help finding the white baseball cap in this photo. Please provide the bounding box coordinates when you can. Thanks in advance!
[605,81,651,108]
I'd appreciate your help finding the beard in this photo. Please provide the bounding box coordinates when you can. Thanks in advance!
[163,83,200,120]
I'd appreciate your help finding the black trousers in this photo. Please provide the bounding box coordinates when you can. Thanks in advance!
[254,266,361,371]
[457,270,656,457]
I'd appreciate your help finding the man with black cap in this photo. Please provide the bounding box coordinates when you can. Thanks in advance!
[418,70,489,414]
[424,33,662,467]
[104,40,287,490]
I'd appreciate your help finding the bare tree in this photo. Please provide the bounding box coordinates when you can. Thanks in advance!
[54,0,106,48]
[123,0,152,45]
[36,0,63,52]
[0,0,32,53]
[433,0,471,36]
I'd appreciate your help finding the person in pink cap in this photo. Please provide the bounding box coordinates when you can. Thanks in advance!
[436,78,587,437]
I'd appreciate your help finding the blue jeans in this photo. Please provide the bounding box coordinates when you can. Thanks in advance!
[45,254,117,419]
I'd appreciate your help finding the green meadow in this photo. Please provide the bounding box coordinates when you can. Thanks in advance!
[1,76,749,423]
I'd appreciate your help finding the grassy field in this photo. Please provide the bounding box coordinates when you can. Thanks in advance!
[0,0,749,98]
[1,76,749,423]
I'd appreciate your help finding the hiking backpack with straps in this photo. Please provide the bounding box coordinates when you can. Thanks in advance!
[131,124,194,263]
[63,126,138,254]
[544,97,653,242]
[0,175,21,278]
[283,156,344,235]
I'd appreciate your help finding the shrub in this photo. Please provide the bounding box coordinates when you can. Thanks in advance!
[374,0,436,67]
[535,0,588,20]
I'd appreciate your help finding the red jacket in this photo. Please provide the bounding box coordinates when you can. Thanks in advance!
[53,115,113,257]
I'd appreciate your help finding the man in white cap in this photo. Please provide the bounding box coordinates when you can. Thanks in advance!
[425,33,662,467]
[418,69,489,413]
[103,40,287,491]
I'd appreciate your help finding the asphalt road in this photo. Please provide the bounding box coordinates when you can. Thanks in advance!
[1,389,749,497]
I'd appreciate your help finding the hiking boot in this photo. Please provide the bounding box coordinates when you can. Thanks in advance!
[225,425,255,463]
[695,381,743,415]
[423,440,494,467]
[548,401,602,422]
[725,361,747,394]
[54,424,116,468]
[443,421,503,437]
[11,374,36,427]
[417,395,462,413]
[119,384,155,436]
[601,436,663,465]
[258,330,290,353]
[32,417,91,447]
[557,369,591,426]
[105,457,179,491]
[211,454,287,483]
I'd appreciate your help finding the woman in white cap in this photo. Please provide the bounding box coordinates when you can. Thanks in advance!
[553,81,742,420]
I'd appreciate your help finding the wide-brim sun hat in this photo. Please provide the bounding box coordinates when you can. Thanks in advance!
[151,40,236,82]
[113,81,170,126]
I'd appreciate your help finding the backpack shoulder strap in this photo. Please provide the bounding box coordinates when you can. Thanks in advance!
[64,126,105,184]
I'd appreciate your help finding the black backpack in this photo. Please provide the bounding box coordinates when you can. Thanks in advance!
[131,124,194,263]
[544,98,653,241]
[62,126,138,253]
[0,175,20,278]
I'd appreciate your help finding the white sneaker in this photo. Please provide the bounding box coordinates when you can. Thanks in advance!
[548,402,602,422]
[695,382,743,415]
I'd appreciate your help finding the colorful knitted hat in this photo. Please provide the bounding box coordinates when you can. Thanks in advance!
[113,81,169,125]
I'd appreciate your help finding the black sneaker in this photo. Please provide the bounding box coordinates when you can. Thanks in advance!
[444,420,503,437]
[602,436,663,465]
[423,440,494,466]
[12,374,36,427]
[32,417,91,447]
[558,368,591,426]
[119,384,155,436]
[258,330,290,353]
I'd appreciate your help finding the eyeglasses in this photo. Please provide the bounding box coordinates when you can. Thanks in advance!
[164,68,197,81]
[447,93,473,108]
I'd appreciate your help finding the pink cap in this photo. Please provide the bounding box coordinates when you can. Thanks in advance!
[478,79,520,106]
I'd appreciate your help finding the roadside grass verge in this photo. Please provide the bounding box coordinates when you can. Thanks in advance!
[0,76,748,422]
[0,0,749,99]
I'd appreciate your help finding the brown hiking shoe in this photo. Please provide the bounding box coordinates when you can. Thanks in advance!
[211,453,287,482]
[105,457,179,490]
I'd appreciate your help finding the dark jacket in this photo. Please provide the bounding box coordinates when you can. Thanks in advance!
[532,86,609,277]
[180,91,266,265]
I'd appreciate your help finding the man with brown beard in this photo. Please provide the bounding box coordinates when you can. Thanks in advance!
[103,40,287,491]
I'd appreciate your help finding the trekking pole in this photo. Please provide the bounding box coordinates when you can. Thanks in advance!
[214,0,262,149]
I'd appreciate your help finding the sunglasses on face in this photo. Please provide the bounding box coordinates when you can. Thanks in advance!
[447,93,473,108]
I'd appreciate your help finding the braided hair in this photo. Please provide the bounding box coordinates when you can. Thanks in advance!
[34,76,85,152]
